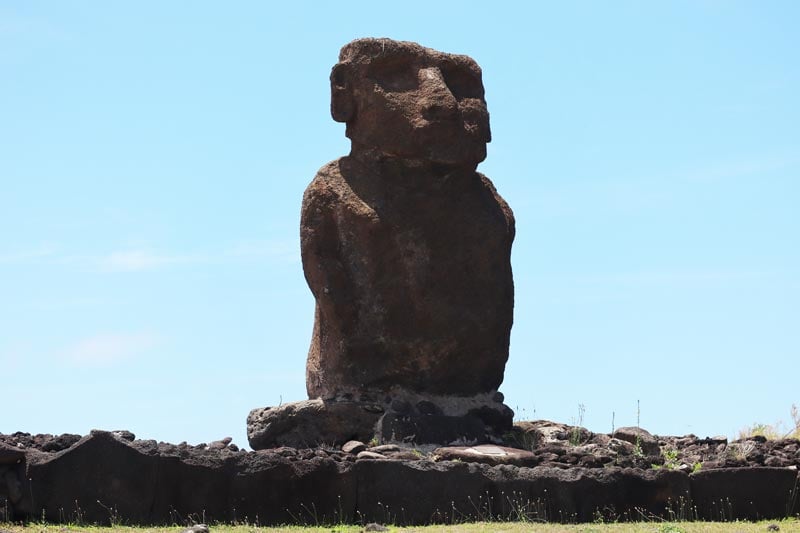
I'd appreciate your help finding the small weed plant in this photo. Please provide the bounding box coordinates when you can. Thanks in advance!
[653,447,680,470]
[570,403,587,446]
[726,440,756,461]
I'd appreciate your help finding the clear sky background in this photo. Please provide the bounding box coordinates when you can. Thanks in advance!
[2,1,798,449]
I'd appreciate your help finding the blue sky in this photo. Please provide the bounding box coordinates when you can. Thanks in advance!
[2,1,798,449]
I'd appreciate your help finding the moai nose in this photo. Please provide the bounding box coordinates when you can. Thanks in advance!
[419,67,458,120]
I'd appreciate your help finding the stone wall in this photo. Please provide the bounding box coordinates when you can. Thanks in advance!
[2,430,798,525]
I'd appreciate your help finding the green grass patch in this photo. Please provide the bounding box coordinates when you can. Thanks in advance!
[2,521,800,533]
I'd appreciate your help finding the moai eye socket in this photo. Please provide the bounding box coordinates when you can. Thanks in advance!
[439,61,484,100]
[367,56,419,92]
[331,64,348,90]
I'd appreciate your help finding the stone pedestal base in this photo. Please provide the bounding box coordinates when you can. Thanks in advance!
[246,399,382,450]
[247,392,513,450]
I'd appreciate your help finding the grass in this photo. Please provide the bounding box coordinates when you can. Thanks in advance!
[738,404,800,441]
[2,521,800,532]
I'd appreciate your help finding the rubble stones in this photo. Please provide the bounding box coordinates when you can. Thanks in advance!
[0,432,83,452]
[502,421,800,472]
[112,429,136,441]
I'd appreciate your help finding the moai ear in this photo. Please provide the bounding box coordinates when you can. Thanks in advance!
[330,63,354,123]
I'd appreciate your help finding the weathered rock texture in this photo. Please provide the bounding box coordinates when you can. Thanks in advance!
[302,37,514,401]
[2,429,798,525]
[247,392,513,449]
[249,38,515,449]
[247,399,382,449]
[0,441,29,521]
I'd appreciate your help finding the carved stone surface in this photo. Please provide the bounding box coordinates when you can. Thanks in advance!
[246,38,515,449]
[302,37,514,401]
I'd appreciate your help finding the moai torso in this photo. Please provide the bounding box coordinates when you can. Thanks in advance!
[301,38,515,402]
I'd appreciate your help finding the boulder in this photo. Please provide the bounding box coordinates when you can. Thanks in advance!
[40,433,81,452]
[247,399,382,450]
[613,426,661,456]
[507,420,596,450]
[341,440,367,454]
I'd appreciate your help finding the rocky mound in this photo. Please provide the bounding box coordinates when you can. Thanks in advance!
[505,420,800,470]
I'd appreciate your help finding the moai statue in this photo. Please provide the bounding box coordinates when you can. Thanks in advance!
[248,38,515,449]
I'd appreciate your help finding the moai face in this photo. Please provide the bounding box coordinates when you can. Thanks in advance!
[330,39,491,167]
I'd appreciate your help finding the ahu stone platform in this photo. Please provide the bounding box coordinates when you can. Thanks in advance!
[2,426,798,525]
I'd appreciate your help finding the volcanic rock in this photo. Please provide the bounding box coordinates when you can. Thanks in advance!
[248,38,515,449]
[302,38,514,401]
[356,451,386,460]
[690,467,798,520]
[342,440,367,454]
[247,399,382,449]
[3,428,800,524]
[613,426,660,456]
[0,441,28,520]
[433,444,538,467]
[377,412,485,445]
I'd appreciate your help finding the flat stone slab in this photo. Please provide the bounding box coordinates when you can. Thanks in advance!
[433,444,539,466]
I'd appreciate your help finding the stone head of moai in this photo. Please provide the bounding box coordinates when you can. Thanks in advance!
[329,38,491,167]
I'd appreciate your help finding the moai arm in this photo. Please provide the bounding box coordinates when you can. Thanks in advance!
[300,167,357,332]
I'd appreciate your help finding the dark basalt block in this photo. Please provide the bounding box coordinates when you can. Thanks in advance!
[690,467,798,521]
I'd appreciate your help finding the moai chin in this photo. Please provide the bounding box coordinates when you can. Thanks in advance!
[248,38,515,449]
